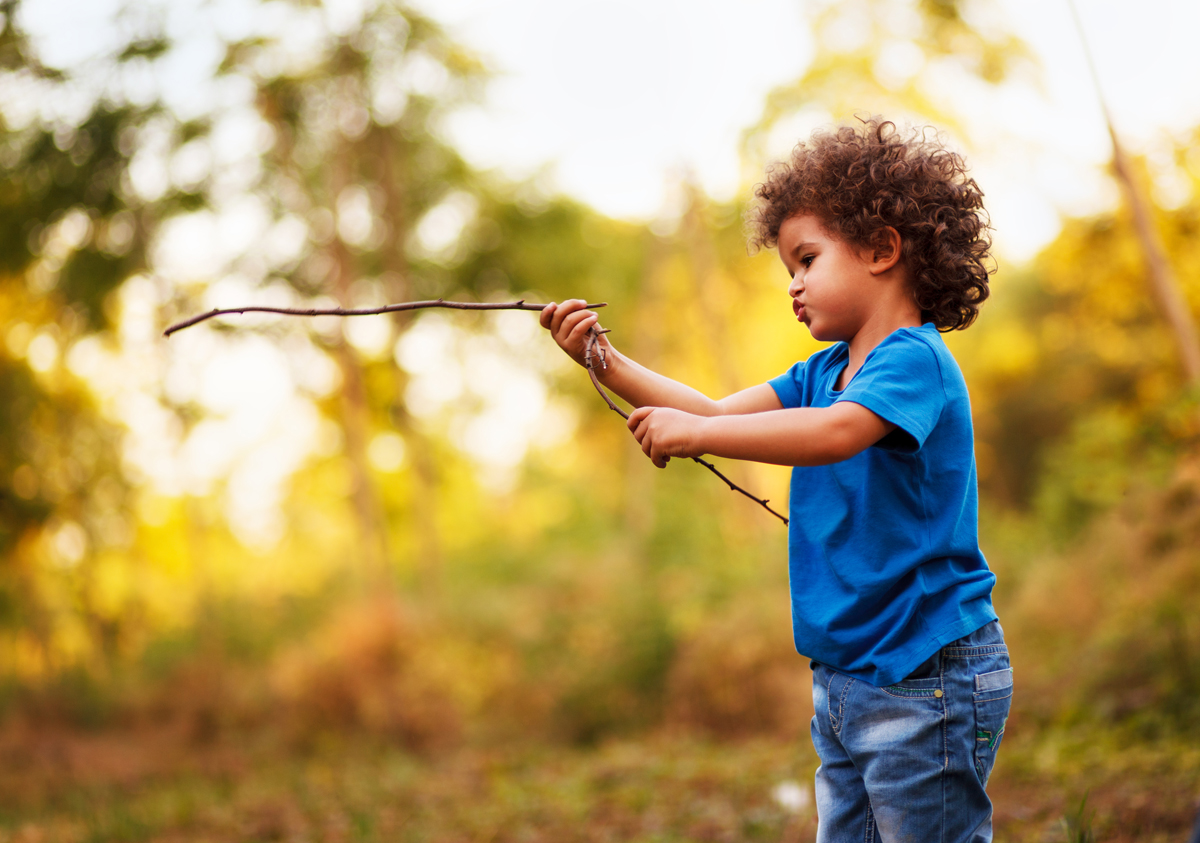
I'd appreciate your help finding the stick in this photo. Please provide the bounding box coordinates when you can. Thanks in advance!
[163,298,787,525]
[163,299,608,338]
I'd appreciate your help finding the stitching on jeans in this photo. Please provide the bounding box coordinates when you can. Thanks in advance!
[838,675,855,737]
[939,652,948,843]
[864,803,875,843]
[943,644,1007,658]
[882,683,939,698]
[976,725,1005,751]
[826,670,840,733]
[974,689,1013,703]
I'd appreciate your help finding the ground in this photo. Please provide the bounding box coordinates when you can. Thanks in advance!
[0,720,1196,843]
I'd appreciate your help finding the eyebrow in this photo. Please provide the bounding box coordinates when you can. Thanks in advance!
[788,241,820,255]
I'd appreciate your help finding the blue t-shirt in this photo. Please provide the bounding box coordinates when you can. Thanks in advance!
[767,324,996,687]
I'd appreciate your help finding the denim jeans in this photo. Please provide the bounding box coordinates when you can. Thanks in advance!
[810,621,1012,843]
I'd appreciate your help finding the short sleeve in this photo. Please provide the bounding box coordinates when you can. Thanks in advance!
[837,332,946,453]
[768,362,805,409]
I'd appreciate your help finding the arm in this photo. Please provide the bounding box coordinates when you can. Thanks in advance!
[540,300,782,416]
[627,401,896,468]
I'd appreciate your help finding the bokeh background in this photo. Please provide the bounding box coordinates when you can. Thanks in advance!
[1,0,1199,840]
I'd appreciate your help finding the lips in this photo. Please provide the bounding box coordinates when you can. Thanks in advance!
[792,299,806,322]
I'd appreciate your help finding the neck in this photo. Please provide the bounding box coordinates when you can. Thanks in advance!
[838,293,923,389]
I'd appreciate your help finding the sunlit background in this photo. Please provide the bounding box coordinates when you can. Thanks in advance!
[1,0,1199,839]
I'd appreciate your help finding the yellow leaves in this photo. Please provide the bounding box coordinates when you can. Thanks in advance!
[88,551,137,624]
[978,321,1037,377]
[1039,312,1073,354]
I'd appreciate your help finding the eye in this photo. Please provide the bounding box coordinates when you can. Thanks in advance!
[800,255,815,268]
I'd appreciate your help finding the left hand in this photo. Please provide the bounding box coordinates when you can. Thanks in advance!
[626,406,707,468]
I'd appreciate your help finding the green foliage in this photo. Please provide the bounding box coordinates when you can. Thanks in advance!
[0,102,154,327]
[0,0,217,682]
[1062,794,1096,843]
[116,38,170,64]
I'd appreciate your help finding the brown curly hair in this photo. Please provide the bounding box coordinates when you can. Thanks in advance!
[749,118,993,331]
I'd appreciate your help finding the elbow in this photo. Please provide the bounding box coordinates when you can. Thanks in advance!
[813,415,874,464]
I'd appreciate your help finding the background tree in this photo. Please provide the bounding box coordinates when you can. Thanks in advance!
[742,0,1033,166]
[0,0,207,674]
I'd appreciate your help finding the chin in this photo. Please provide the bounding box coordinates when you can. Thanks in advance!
[807,324,846,343]
[805,323,830,341]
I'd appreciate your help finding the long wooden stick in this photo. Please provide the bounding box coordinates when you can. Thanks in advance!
[163,299,607,338]
[164,298,788,525]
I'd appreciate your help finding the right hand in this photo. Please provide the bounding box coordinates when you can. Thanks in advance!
[539,299,612,370]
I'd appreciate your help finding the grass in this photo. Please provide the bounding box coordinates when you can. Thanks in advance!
[1063,794,1096,843]
[0,723,1197,843]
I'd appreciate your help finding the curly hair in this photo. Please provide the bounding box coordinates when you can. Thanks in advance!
[748,118,993,331]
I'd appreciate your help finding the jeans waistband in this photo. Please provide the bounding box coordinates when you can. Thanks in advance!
[942,620,1006,658]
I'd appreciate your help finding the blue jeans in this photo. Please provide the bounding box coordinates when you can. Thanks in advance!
[810,621,1012,843]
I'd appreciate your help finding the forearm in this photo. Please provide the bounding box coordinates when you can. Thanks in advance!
[694,406,890,466]
[597,344,723,416]
[543,300,778,417]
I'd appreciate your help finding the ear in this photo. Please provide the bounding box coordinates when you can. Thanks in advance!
[865,227,902,276]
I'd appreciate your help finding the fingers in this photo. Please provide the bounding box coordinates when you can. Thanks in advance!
[544,300,601,352]
[627,406,670,469]
[548,299,590,336]
[561,309,599,346]
[627,405,653,434]
[541,300,605,368]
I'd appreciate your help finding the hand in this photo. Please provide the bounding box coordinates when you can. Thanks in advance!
[539,299,609,369]
[626,406,707,468]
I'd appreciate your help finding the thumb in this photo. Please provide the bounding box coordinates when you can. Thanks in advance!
[626,405,654,430]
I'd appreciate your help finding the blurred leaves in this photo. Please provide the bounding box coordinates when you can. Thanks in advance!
[965,134,1200,534]
[745,0,1035,161]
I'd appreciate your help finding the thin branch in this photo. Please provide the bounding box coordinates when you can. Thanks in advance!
[583,329,789,526]
[162,299,787,525]
[583,328,626,419]
[162,299,608,338]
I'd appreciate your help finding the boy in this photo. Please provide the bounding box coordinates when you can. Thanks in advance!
[540,118,1010,842]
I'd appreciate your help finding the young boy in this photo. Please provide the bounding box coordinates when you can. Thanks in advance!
[540,118,1010,842]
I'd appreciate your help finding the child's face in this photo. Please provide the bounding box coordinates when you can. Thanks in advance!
[777,214,876,343]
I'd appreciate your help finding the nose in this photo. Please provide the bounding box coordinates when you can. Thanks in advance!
[788,272,803,297]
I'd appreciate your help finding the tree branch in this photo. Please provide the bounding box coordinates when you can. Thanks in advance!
[162,299,608,338]
[162,299,787,525]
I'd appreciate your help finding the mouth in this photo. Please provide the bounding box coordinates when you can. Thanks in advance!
[792,299,806,322]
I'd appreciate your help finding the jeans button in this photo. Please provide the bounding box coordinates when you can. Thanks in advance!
[934,689,944,698]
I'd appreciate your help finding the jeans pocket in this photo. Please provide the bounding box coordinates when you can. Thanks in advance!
[973,667,1012,786]
[882,676,943,698]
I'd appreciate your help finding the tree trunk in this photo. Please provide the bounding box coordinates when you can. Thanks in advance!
[1068,0,1200,388]
[1109,136,1200,387]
